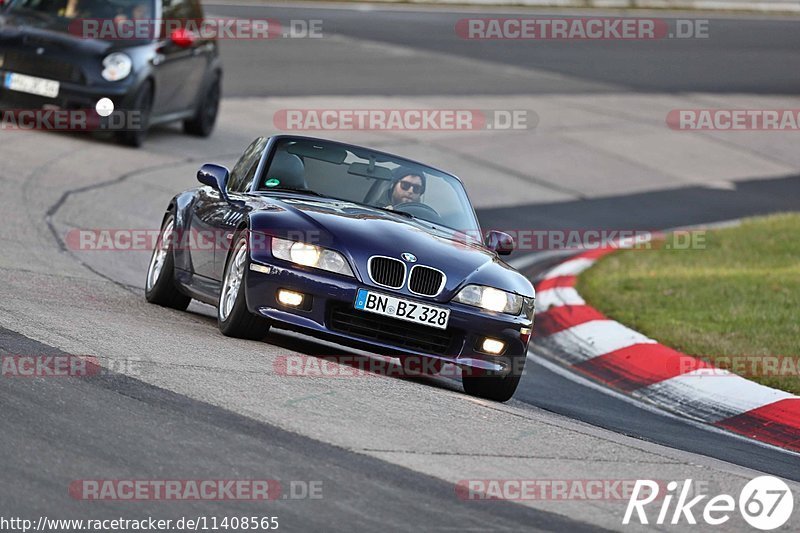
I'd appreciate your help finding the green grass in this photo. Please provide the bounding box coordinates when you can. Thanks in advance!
[577,213,800,394]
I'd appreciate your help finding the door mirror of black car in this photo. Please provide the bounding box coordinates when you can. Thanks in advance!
[198,164,243,206]
[198,163,229,191]
[486,230,515,256]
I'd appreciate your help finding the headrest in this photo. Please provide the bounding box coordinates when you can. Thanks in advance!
[266,152,306,189]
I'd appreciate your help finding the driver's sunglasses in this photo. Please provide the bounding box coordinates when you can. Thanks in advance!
[399,181,423,194]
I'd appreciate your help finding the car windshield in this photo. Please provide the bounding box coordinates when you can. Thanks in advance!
[5,0,155,38]
[258,138,482,236]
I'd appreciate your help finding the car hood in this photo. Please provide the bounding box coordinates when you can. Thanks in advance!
[248,195,534,300]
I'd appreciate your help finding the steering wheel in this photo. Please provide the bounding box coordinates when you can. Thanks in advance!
[394,202,442,222]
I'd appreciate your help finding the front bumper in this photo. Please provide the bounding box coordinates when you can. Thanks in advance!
[245,260,532,375]
[0,73,137,111]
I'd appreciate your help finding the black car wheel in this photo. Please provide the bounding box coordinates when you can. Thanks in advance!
[184,72,221,137]
[218,230,271,340]
[145,213,191,310]
[117,81,153,148]
[462,357,525,402]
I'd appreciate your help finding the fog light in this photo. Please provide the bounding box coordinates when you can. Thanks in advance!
[278,289,304,307]
[481,338,505,355]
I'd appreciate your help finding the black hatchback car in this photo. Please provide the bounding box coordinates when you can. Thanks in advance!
[0,0,222,146]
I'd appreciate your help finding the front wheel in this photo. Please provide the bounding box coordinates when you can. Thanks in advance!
[184,72,221,137]
[462,357,525,402]
[217,231,270,340]
[117,81,153,148]
[145,213,191,310]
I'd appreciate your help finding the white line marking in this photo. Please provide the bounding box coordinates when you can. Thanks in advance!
[543,320,656,364]
[526,350,800,458]
[507,249,575,271]
[542,257,596,279]
[535,287,584,313]
[638,369,797,423]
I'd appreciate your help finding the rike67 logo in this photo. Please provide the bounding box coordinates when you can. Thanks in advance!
[624,476,794,530]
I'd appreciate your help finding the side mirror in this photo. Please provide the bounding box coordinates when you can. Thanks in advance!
[198,163,229,192]
[486,230,515,256]
[170,28,195,48]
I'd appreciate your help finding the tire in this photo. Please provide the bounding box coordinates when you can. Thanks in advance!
[217,231,270,340]
[462,357,525,402]
[183,72,221,137]
[117,81,153,148]
[145,213,191,310]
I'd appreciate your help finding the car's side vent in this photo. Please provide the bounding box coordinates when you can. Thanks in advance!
[408,265,446,297]
[368,256,406,289]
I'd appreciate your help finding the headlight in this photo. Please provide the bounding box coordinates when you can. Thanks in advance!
[271,237,354,277]
[101,53,132,82]
[453,285,523,315]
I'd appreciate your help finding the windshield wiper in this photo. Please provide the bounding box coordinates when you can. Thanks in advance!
[264,188,328,197]
[372,206,414,219]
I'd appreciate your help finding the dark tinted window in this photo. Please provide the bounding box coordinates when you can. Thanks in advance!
[161,0,188,19]
[240,160,261,193]
[228,137,267,193]
[6,0,155,37]
[160,0,188,37]
[186,0,203,19]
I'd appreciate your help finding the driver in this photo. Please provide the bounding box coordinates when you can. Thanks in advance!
[384,167,426,208]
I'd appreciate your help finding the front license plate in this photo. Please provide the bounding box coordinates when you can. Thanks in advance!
[4,72,60,98]
[354,289,450,330]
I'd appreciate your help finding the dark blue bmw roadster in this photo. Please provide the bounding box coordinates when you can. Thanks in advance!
[146,135,535,401]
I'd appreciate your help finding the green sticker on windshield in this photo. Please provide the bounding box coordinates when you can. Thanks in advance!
[265,178,280,187]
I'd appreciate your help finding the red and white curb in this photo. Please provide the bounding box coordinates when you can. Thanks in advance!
[533,247,800,453]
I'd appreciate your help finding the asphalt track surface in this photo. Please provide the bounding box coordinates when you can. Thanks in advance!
[2,2,800,531]
[213,3,800,96]
[0,327,596,532]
